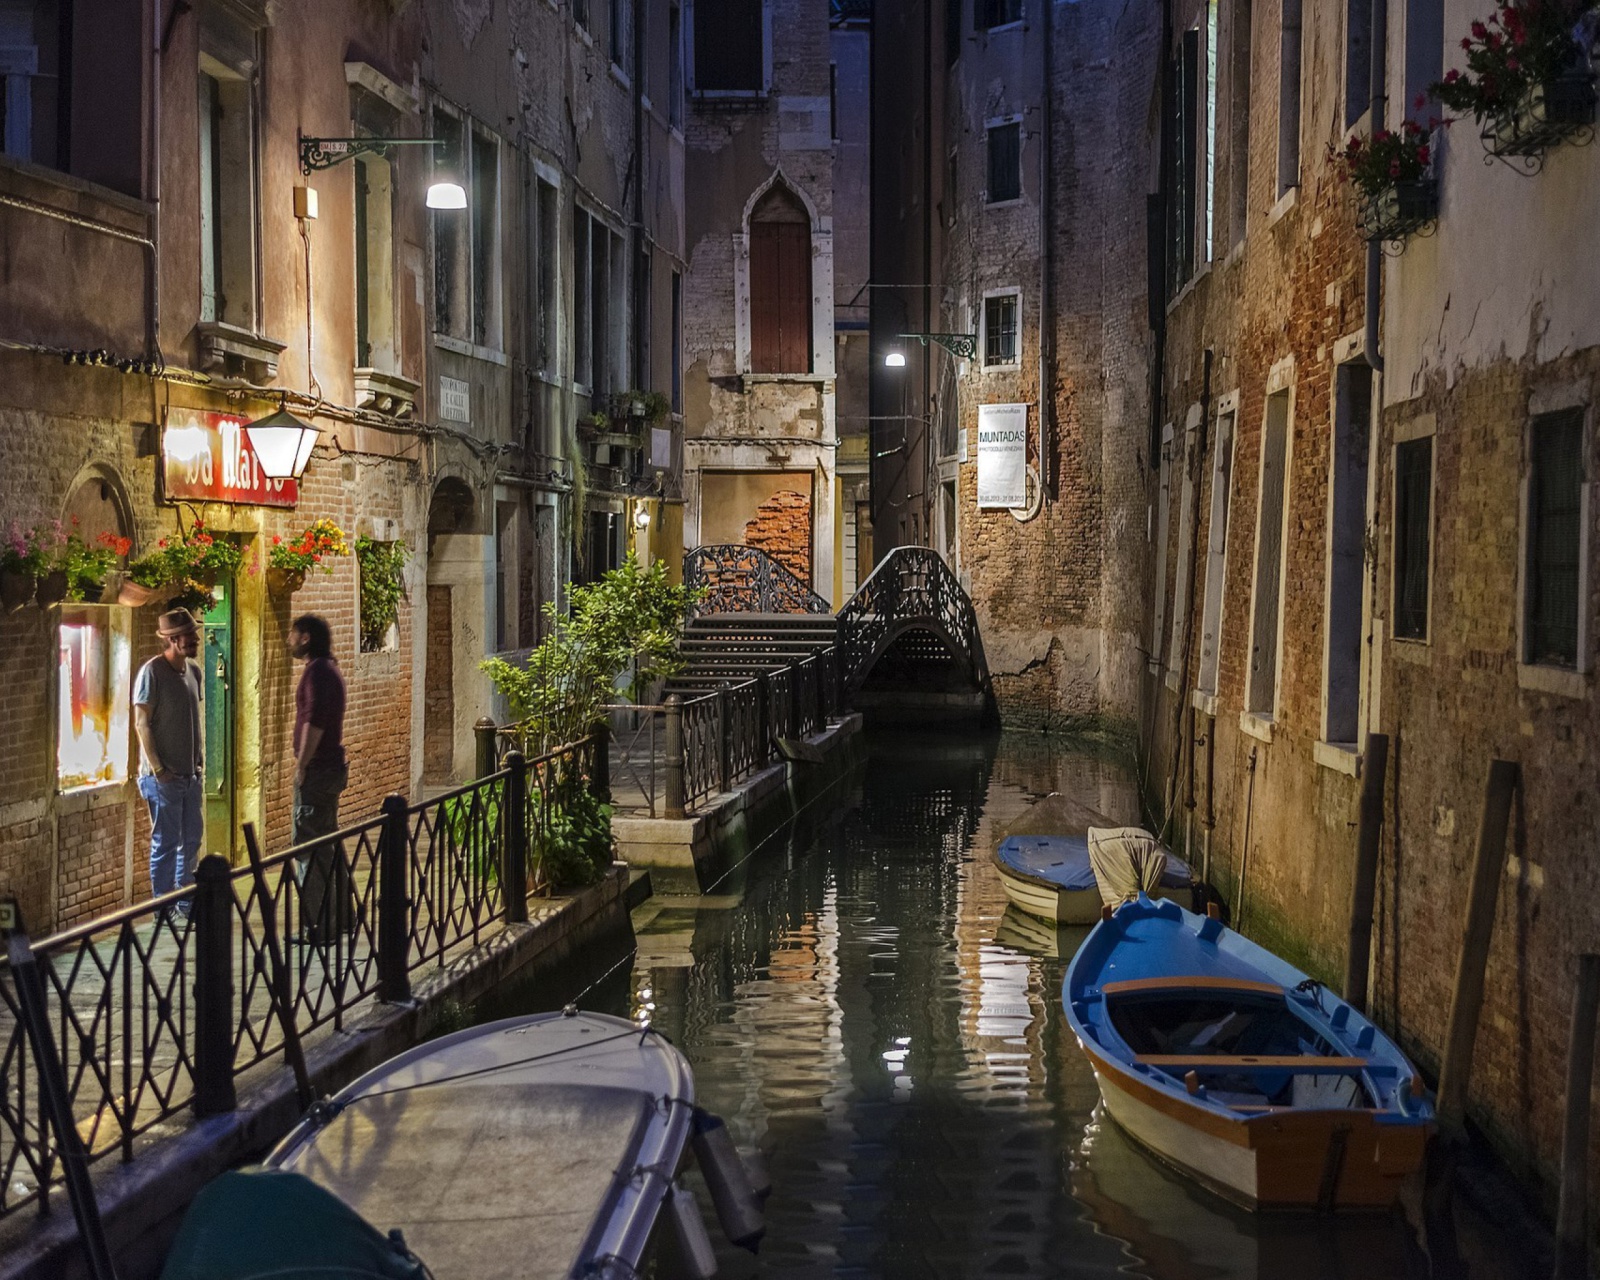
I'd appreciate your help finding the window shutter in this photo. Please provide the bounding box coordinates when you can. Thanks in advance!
[751,221,811,374]
[750,223,782,372]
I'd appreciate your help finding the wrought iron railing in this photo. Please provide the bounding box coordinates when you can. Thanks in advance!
[582,647,840,818]
[0,736,599,1222]
[683,544,831,616]
[836,545,992,699]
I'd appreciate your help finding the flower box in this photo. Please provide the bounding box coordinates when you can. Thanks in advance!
[267,565,306,596]
[1358,179,1439,243]
[1485,73,1598,157]
[1,568,34,613]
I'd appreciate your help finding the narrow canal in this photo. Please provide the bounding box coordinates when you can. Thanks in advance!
[488,731,1539,1279]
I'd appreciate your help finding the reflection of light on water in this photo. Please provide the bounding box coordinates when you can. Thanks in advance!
[57,616,129,791]
[974,943,1035,1041]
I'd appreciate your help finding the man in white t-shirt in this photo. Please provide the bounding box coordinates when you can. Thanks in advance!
[133,609,205,911]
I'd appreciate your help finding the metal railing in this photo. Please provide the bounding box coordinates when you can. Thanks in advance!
[0,735,600,1222]
[683,544,832,616]
[577,647,841,819]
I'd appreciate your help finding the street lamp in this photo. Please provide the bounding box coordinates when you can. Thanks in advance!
[298,133,467,209]
[884,351,907,368]
[885,331,978,365]
[243,408,320,480]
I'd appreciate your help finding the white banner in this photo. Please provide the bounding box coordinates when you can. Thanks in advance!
[977,403,1028,509]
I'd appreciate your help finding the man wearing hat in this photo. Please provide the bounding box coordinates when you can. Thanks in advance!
[133,608,205,910]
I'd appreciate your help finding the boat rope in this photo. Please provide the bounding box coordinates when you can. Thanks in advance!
[568,943,641,1008]
[1293,977,1327,1013]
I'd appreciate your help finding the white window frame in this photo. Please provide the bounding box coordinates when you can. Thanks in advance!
[1320,342,1375,754]
[1194,391,1239,711]
[1389,412,1436,654]
[983,113,1024,206]
[1151,421,1175,674]
[1167,404,1202,690]
[1243,357,1295,736]
[431,104,507,356]
[684,0,772,100]
[980,286,1022,370]
[1516,385,1593,699]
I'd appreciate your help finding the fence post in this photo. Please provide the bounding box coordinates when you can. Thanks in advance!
[813,653,826,731]
[192,854,237,1116]
[474,716,499,779]
[756,672,771,766]
[377,793,411,1003]
[788,659,801,738]
[717,682,731,793]
[664,694,687,820]
[504,751,529,923]
[590,718,611,803]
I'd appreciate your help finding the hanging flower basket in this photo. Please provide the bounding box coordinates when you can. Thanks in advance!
[1358,179,1440,242]
[1,569,34,613]
[1485,72,1598,156]
[266,565,307,596]
[105,571,162,607]
[35,570,69,608]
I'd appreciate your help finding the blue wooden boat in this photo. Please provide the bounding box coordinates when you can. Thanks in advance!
[992,833,1196,925]
[1062,896,1433,1210]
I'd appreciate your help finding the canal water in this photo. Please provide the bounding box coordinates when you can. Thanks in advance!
[487,731,1541,1279]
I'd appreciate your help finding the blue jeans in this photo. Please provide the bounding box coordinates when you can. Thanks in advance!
[139,774,203,900]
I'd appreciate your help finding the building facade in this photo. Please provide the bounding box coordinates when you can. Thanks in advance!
[0,0,684,934]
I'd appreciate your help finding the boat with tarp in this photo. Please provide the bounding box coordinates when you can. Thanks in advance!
[1062,896,1433,1210]
[162,1009,765,1279]
[992,828,1197,925]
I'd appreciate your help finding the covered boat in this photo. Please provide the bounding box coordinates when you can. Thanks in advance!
[163,1008,762,1279]
[1062,896,1433,1210]
[993,830,1196,925]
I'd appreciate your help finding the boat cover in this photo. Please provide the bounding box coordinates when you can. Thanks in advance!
[996,832,1194,897]
[161,1168,430,1280]
[1087,826,1168,907]
[995,834,1096,889]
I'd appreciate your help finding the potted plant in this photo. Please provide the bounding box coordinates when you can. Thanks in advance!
[355,535,410,651]
[1,521,42,612]
[129,520,244,614]
[267,518,350,595]
[1331,121,1440,242]
[1433,0,1600,161]
[63,531,132,603]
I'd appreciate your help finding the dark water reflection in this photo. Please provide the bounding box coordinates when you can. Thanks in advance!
[498,731,1540,1279]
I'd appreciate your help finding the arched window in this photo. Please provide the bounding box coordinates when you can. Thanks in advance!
[749,185,811,374]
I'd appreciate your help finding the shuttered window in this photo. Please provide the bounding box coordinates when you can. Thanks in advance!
[693,0,763,93]
[750,190,811,374]
[986,122,1020,203]
[1525,408,1585,667]
[1393,436,1432,641]
[1247,390,1291,714]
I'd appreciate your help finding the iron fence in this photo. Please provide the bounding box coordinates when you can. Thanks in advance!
[0,735,598,1222]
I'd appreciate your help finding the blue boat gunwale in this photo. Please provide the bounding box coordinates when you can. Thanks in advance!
[1062,896,1433,1130]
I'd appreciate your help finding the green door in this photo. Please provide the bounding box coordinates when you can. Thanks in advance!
[200,582,234,859]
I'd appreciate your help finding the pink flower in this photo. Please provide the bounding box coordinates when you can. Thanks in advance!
[1445,68,1462,82]
[1417,144,1431,164]
[1471,19,1488,37]
[1462,36,1474,48]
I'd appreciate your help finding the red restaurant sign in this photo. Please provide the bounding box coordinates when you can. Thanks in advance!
[162,412,299,508]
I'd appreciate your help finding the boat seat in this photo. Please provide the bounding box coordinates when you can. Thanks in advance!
[1101,976,1284,998]
[1134,1053,1369,1074]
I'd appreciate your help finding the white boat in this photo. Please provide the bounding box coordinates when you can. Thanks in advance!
[992,832,1197,925]
[162,1009,763,1280]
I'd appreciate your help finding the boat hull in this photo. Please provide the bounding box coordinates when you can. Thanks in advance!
[995,860,1179,925]
[1086,1044,1429,1209]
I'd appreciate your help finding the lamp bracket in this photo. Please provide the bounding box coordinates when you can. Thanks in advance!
[299,134,445,176]
[897,331,979,360]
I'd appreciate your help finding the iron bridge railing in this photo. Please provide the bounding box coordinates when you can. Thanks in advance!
[683,544,831,616]
[0,734,600,1222]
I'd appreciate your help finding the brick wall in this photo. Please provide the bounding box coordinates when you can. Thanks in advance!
[742,489,812,584]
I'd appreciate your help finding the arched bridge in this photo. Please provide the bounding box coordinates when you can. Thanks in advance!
[678,544,996,724]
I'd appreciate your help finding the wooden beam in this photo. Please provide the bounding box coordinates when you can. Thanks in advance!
[1554,953,1600,1280]
[1343,732,1389,1013]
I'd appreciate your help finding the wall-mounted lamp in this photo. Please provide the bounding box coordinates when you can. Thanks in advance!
[894,331,979,361]
[633,504,653,530]
[884,351,907,368]
[243,408,320,480]
[298,133,467,209]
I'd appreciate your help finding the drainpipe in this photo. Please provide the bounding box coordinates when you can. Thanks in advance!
[1364,0,1388,374]
[1036,0,1055,504]
[632,0,647,391]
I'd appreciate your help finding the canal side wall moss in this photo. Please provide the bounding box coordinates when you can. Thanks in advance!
[0,869,638,1280]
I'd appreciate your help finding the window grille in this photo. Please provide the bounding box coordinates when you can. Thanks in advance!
[984,294,1018,366]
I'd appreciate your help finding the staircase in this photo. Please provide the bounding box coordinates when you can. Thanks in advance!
[666,613,840,696]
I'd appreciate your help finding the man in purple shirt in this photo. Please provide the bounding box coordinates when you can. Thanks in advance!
[289,614,350,943]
